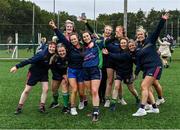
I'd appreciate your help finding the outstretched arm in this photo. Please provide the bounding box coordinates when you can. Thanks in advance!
[78,17,94,34]
[79,17,99,39]
[10,49,47,72]
[49,20,71,49]
[150,13,169,43]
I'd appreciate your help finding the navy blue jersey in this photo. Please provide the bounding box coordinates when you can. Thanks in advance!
[129,51,137,64]
[16,48,53,74]
[50,56,68,74]
[106,38,121,53]
[84,22,112,68]
[135,18,166,75]
[105,38,121,65]
[109,51,133,76]
[83,39,104,68]
[54,28,84,69]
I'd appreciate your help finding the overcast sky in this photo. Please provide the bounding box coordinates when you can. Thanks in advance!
[29,0,180,19]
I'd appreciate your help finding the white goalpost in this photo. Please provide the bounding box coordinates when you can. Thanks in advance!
[0,32,40,60]
[11,33,18,59]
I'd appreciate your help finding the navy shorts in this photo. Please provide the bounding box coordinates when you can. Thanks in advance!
[143,66,162,80]
[105,58,115,69]
[83,67,102,81]
[115,71,134,85]
[67,67,84,82]
[26,71,48,86]
[52,68,67,81]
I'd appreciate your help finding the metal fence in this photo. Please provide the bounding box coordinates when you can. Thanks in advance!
[0,23,179,59]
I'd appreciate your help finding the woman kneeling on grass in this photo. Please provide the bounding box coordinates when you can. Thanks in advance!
[10,41,57,114]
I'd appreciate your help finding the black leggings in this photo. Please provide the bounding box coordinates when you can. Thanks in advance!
[98,67,107,101]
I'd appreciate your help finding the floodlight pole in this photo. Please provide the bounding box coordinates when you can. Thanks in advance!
[178,18,179,46]
[53,0,55,15]
[32,3,35,55]
[124,0,127,36]
[171,21,173,36]
[57,11,60,29]
[94,0,96,32]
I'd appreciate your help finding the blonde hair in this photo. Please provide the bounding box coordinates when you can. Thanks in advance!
[65,20,74,27]
[136,26,146,34]
[104,25,113,31]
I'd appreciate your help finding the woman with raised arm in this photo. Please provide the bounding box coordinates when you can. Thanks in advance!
[128,39,165,109]
[10,42,57,114]
[49,20,85,115]
[132,13,169,117]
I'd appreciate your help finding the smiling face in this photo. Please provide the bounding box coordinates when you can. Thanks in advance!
[128,41,136,52]
[120,39,128,50]
[136,31,145,42]
[82,32,92,44]
[104,25,113,37]
[70,34,79,46]
[65,23,74,34]
[57,46,66,58]
[115,26,124,38]
[48,42,56,54]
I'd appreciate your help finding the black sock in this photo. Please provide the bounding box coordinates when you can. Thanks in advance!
[152,103,157,108]
[158,96,162,99]
[93,106,99,115]
[140,104,145,109]
[147,101,151,104]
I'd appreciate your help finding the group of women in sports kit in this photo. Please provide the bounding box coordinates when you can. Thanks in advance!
[10,13,169,121]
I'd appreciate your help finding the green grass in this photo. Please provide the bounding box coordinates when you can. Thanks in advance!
[0,49,35,58]
[0,49,180,129]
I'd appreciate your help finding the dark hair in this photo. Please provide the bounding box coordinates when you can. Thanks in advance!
[70,32,79,39]
[81,31,92,46]
[47,41,58,54]
[49,43,66,65]
[48,41,57,46]
[120,37,129,52]
[120,37,129,43]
